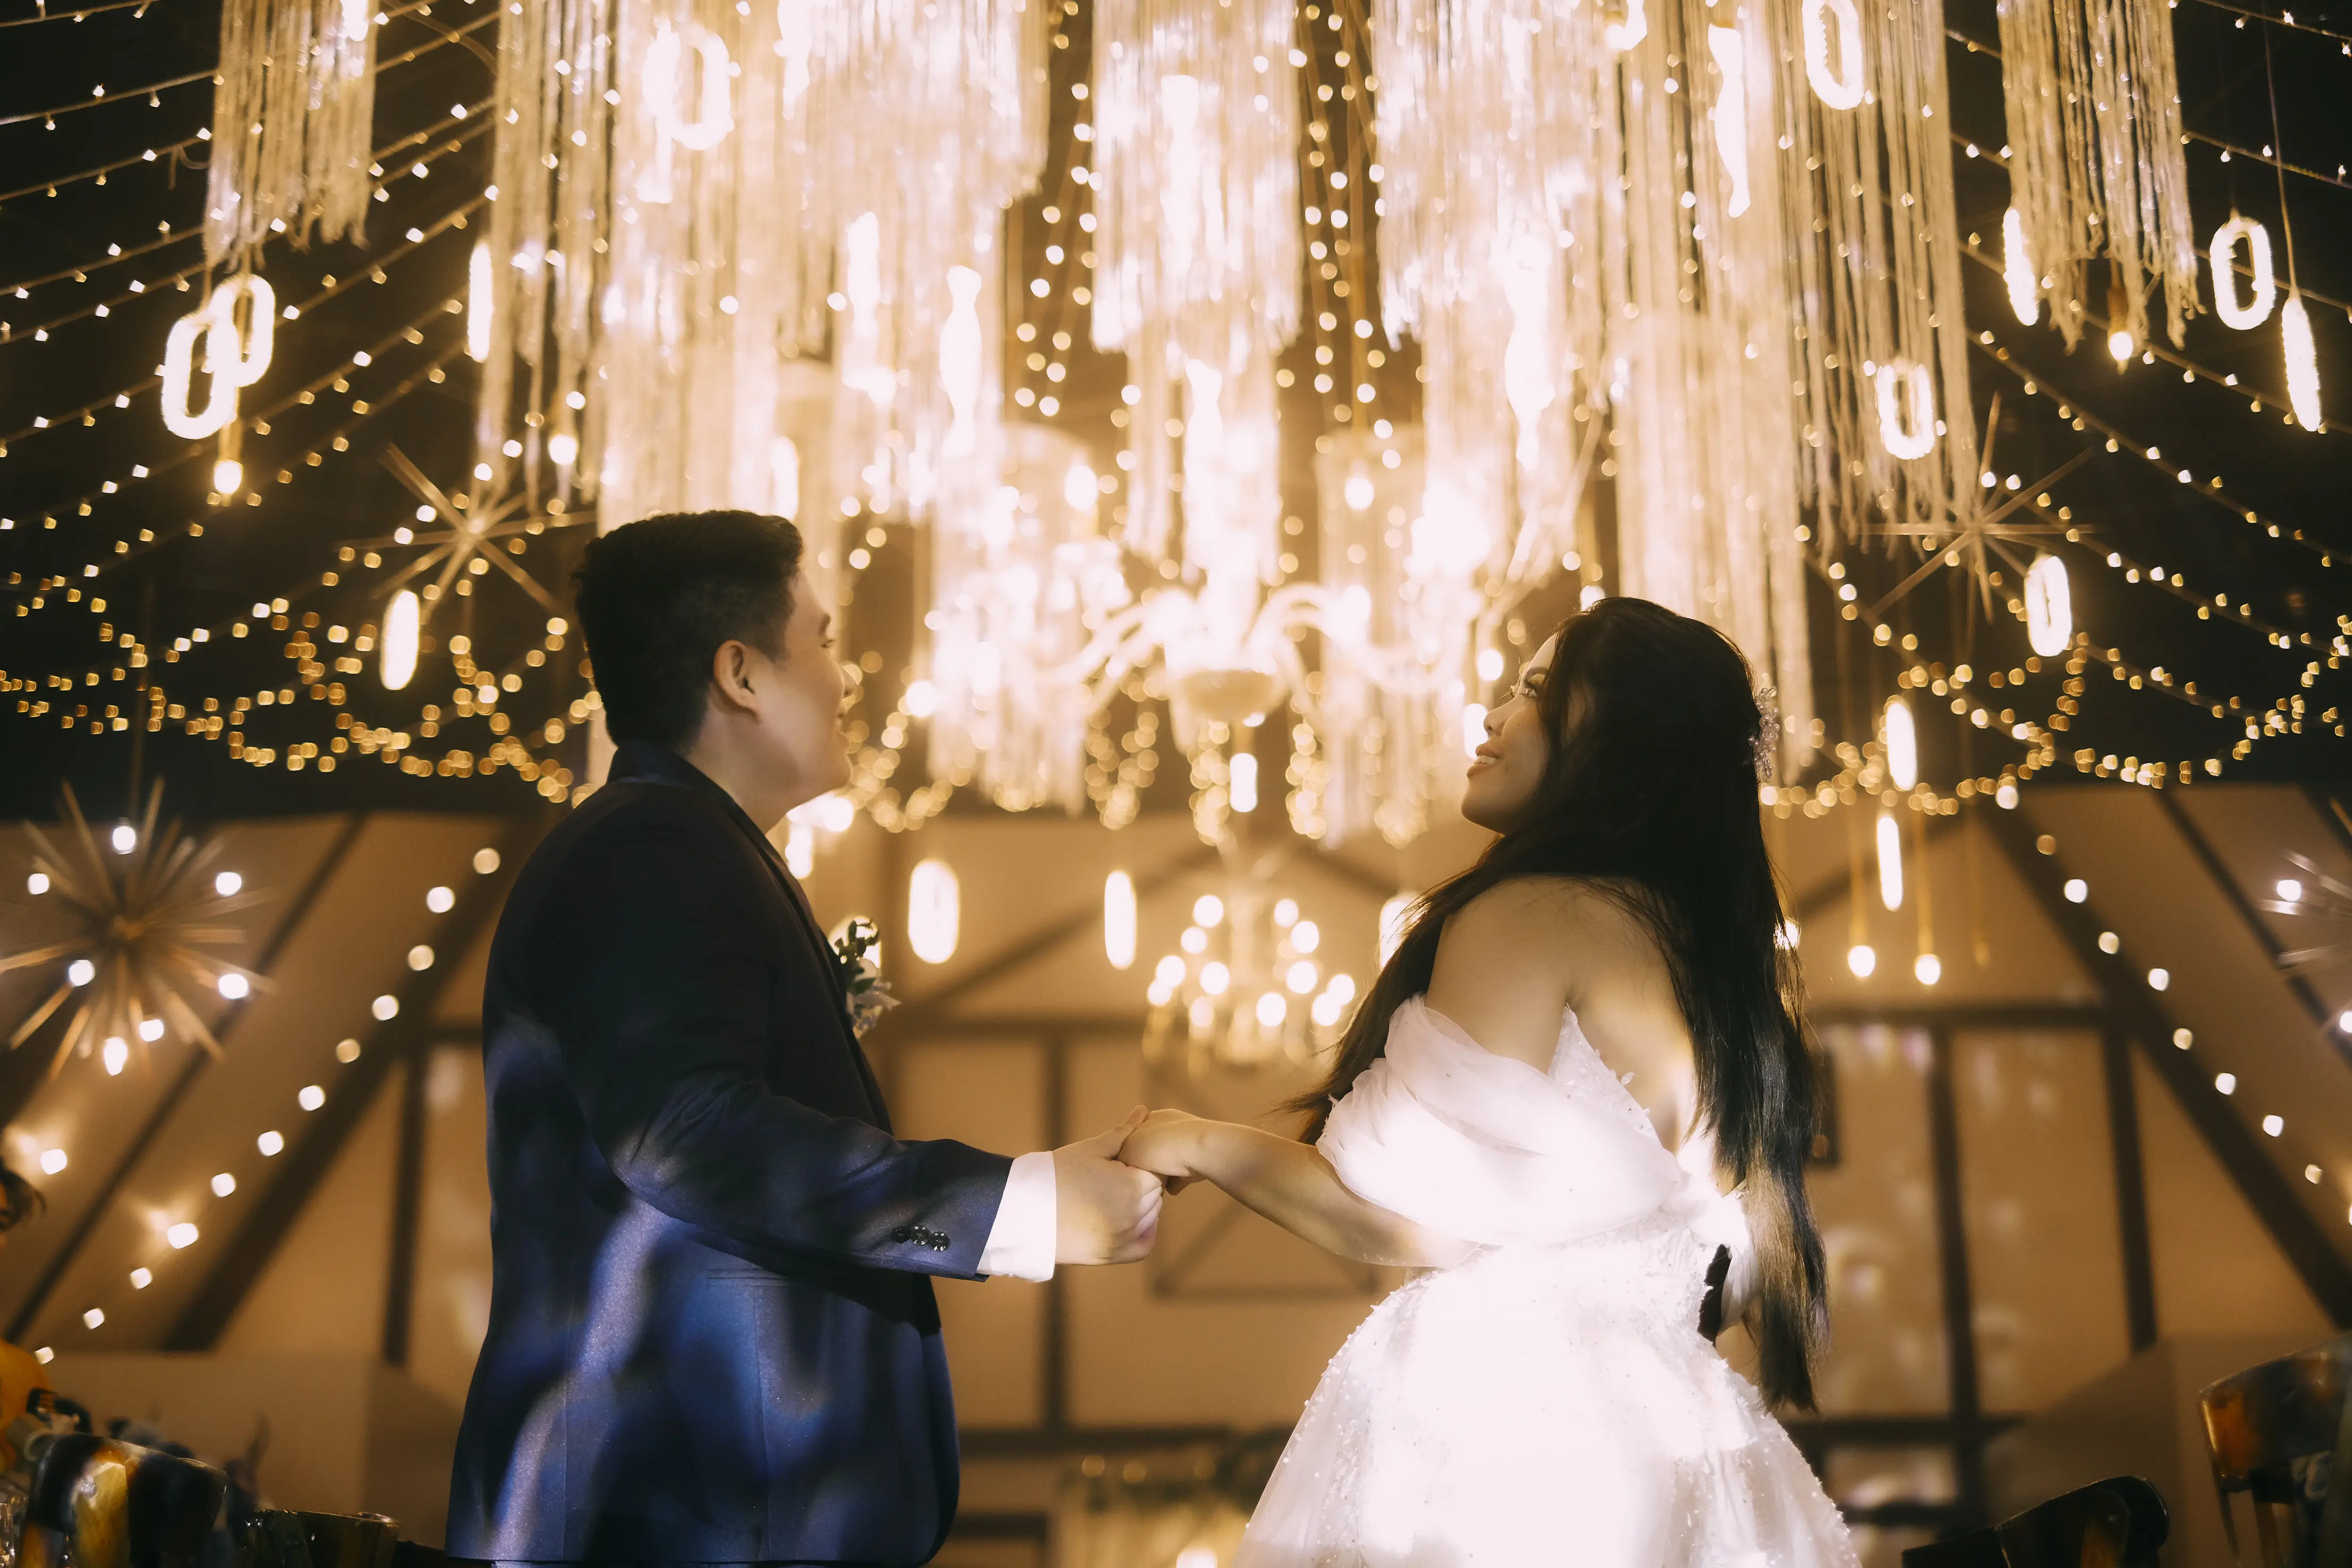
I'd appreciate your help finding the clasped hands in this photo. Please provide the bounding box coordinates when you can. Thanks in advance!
[1050,1107,1214,1266]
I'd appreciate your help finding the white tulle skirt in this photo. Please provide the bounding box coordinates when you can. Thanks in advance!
[1234,1217,1859,1568]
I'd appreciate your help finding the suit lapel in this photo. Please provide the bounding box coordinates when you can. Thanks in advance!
[734,814,895,1133]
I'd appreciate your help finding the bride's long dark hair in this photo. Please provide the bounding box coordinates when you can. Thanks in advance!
[1293,596,1830,1409]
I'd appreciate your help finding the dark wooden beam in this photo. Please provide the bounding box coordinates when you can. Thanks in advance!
[2154,791,2350,1067]
[164,814,545,1351]
[380,1047,431,1366]
[2101,1023,2160,1352]
[4,815,370,1345]
[1810,1002,2105,1031]
[1983,805,2352,1325]
[1924,1023,1987,1525]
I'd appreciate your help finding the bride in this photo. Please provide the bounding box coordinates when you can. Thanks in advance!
[1118,597,1858,1567]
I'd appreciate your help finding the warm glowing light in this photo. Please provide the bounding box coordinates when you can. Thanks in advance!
[1847,943,1877,978]
[1255,992,1287,1029]
[217,973,250,1000]
[548,432,579,468]
[2279,879,2305,903]
[2024,554,2072,657]
[939,266,984,454]
[167,1222,199,1249]
[2264,1115,2284,1137]
[1876,811,1904,911]
[1195,895,1226,928]
[1881,697,1917,791]
[1914,953,1941,986]
[2282,294,2323,432]
[1064,462,1100,511]
[111,824,138,855]
[67,959,95,987]
[298,1084,326,1110]
[1200,961,1231,997]
[908,859,961,964]
[215,871,243,897]
[1874,363,1936,460]
[1579,582,1606,611]
[1292,920,1320,954]
[1230,753,1260,813]
[1995,781,2019,810]
[1311,991,1346,1028]
[1286,960,1319,994]
[647,22,734,153]
[2002,207,2038,324]
[1803,0,1866,110]
[1477,647,1505,683]
[427,885,455,912]
[1342,471,1376,511]
[2210,216,2276,329]
[1104,871,1138,970]
[473,848,502,875]
[1462,705,1488,759]
[1707,27,1750,216]
[257,1130,284,1156]
[213,458,244,496]
[2147,967,2169,991]
[407,945,435,971]
[468,241,494,360]
[2107,327,2134,364]
[1379,893,1416,964]
[103,1038,128,1075]
[130,1269,151,1289]
[39,1150,66,1177]
[138,1018,164,1042]
[2215,1072,2236,1095]
[1603,0,1647,50]
[161,276,274,438]
[337,1038,361,1063]
[83,1309,104,1330]
[903,679,938,719]
[211,1173,237,1197]
[26,873,49,895]
[381,589,421,691]
[2064,878,2088,903]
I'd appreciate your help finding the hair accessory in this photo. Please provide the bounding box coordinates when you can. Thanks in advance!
[1751,684,1782,783]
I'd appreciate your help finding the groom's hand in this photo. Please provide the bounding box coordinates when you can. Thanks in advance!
[1053,1106,1163,1265]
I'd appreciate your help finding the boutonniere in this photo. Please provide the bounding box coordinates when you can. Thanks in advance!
[829,916,898,1038]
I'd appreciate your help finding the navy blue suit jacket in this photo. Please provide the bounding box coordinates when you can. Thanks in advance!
[446,742,1012,1564]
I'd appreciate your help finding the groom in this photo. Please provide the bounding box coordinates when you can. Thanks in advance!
[447,511,1163,1566]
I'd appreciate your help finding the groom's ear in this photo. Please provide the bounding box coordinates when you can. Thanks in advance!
[706,637,764,720]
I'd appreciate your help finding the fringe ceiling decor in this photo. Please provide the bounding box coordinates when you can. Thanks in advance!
[1995,0,2196,352]
[205,0,379,267]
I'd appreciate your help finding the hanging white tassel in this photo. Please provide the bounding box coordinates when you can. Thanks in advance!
[1777,0,1979,548]
[206,0,379,266]
[1995,0,2196,351]
[2281,294,2323,432]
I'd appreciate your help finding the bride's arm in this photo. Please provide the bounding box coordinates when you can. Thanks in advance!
[1118,1111,1473,1268]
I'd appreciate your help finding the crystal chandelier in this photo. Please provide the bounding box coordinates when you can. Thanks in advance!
[1142,879,1358,1073]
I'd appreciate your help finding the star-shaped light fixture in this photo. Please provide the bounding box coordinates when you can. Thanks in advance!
[1,786,265,1077]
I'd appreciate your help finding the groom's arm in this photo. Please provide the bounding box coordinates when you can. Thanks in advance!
[533,806,1016,1280]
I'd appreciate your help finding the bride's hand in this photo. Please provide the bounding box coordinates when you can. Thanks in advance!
[1118,1108,1210,1193]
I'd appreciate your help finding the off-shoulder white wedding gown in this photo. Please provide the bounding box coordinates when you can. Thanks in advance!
[1236,999,1858,1568]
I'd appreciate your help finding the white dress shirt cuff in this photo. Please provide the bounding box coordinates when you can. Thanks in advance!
[977,1150,1058,1281]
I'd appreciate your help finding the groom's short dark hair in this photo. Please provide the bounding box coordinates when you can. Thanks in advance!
[574,511,804,750]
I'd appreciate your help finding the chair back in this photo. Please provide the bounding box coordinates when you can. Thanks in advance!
[16,1433,227,1568]
[238,1510,399,1568]
[1901,1476,2168,1568]
[2200,1332,2352,1567]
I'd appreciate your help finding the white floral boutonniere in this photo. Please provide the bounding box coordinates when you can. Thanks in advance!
[829,916,898,1038]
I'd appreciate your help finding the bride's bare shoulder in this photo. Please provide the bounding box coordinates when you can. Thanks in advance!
[1425,878,1642,1069]
[1441,876,1653,958]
